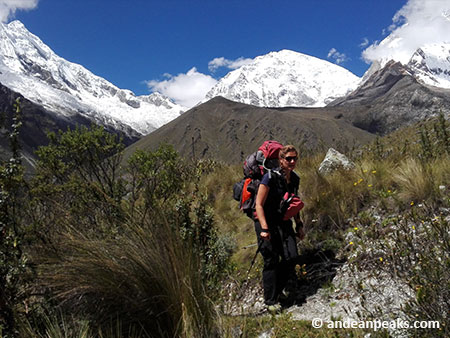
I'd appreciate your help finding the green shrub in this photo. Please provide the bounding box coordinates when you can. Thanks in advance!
[0,99,32,336]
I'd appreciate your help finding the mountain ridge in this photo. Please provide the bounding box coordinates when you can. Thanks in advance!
[125,58,450,164]
[330,61,450,134]
[0,82,139,174]
[0,20,186,137]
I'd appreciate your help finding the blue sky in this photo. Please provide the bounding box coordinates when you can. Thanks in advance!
[2,0,450,107]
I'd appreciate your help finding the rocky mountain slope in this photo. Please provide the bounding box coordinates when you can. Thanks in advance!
[204,50,361,108]
[0,83,139,173]
[407,43,450,89]
[362,32,450,90]
[329,61,450,134]
[0,20,185,137]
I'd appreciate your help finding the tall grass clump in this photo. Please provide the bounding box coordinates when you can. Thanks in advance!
[394,158,437,204]
[39,213,220,337]
[200,163,242,231]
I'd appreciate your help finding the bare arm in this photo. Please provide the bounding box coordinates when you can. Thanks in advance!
[255,183,270,239]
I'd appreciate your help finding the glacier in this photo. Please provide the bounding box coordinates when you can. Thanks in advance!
[0,20,186,136]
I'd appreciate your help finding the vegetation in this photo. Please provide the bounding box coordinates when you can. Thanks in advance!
[0,107,233,337]
[0,98,448,337]
[0,99,30,337]
[221,313,372,337]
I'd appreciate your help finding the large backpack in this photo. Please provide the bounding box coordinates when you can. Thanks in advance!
[233,140,283,219]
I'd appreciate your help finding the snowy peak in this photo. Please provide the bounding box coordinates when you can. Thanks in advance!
[361,31,450,90]
[407,43,450,88]
[205,49,361,107]
[0,20,186,136]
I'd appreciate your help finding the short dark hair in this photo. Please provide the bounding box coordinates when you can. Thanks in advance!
[279,145,298,159]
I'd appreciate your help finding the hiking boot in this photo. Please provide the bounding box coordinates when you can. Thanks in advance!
[266,303,282,314]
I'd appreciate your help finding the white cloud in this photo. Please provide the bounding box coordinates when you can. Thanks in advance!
[208,56,253,72]
[362,0,450,64]
[0,0,39,23]
[327,48,348,64]
[147,67,217,108]
[359,38,369,48]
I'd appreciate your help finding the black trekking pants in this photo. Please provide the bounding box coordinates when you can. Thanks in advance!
[254,220,298,305]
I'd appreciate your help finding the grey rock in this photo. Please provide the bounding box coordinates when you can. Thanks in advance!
[318,148,355,175]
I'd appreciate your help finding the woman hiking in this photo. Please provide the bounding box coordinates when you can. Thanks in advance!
[254,144,305,313]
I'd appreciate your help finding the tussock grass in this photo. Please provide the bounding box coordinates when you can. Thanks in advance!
[358,158,397,191]
[39,215,220,337]
[394,158,437,204]
[18,312,154,337]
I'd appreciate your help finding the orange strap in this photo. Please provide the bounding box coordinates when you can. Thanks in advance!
[241,178,253,208]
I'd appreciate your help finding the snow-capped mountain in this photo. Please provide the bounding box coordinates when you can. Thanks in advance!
[0,20,186,136]
[407,43,450,89]
[361,31,450,90]
[204,50,361,107]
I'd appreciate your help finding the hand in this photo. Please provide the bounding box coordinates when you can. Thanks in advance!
[296,227,305,241]
[260,230,271,240]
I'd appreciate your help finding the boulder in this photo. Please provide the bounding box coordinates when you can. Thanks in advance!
[318,148,355,175]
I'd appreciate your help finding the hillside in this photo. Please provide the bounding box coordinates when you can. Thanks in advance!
[330,61,450,134]
[2,100,448,337]
[124,96,375,164]
[125,60,450,164]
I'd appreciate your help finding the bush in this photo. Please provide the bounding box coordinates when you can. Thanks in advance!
[0,99,32,336]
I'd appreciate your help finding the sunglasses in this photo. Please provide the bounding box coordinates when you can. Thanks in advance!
[284,156,298,162]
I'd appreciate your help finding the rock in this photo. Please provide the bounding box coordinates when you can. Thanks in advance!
[318,148,355,175]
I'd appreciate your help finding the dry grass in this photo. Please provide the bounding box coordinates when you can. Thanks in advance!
[299,154,366,230]
[38,215,220,338]
[393,158,437,204]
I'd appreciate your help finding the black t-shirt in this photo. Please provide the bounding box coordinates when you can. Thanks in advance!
[260,170,300,225]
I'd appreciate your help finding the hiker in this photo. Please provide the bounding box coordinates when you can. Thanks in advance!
[254,144,304,312]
